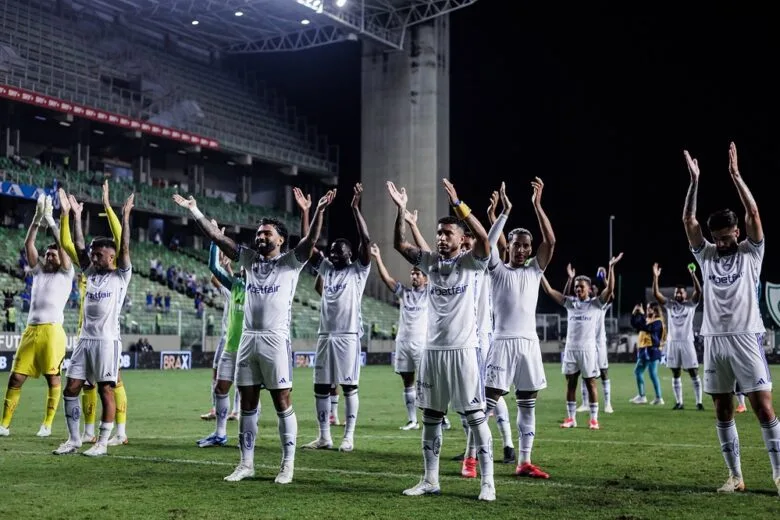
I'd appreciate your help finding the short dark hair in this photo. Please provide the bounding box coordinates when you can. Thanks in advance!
[332,238,353,252]
[574,275,592,286]
[437,216,466,232]
[45,243,58,251]
[675,284,687,291]
[90,237,116,251]
[507,228,533,242]
[258,218,289,251]
[707,209,738,231]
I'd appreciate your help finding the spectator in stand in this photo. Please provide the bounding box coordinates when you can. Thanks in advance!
[146,291,153,311]
[164,293,171,313]
[154,293,163,310]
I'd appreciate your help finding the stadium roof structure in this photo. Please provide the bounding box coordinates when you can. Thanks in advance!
[70,0,478,53]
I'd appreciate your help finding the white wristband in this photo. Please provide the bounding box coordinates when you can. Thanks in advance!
[190,207,204,220]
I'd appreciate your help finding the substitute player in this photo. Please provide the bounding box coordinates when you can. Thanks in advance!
[682,143,779,495]
[0,194,72,438]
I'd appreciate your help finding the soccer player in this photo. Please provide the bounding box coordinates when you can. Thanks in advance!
[0,194,72,438]
[174,188,333,484]
[566,265,615,415]
[303,183,371,453]
[59,184,130,446]
[53,192,134,456]
[483,179,555,479]
[390,178,496,501]
[682,143,779,495]
[630,302,665,405]
[541,253,621,430]
[197,234,246,447]
[651,262,704,410]
[369,242,428,430]
[312,273,342,427]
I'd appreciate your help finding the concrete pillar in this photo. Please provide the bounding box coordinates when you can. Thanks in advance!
[360,17,450,302]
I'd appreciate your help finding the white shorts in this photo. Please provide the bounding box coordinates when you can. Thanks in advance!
[235,332,292,390]
[314,334,361,385]
[216,350,237,382]
[213,337,226,369]
[67,338,122,384]
[597,342,609,370]
[703,333,772,394]
[416,347,484,414]
[394,339,423,374]
[666,340,699,370]
[561,348,600,378]
[485,337,547,393]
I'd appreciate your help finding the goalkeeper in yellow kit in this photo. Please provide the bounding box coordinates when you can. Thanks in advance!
[59,181,129,446]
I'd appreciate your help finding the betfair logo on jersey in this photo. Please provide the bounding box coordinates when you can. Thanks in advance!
[403,305,423,312]
[429,284,467,296]
[160,351,191,370]
[246,284,280,294]
[325,283,346,294]
[569,315,593,322]
[85,290,112,301]
[708,272,742,286]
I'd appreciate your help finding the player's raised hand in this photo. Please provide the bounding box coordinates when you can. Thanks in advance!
[403,209,418,226]
[316,189,336,212]
[487,190,499,219]
[293,187,312,212]
[652,262,662,277]
[531,177,544,206]
[122,193,135,215]
[386,181,408,209]
[172,193,197,210]
[67,194,83,217]
[499,181,512,214]
[369,243,381,258]
[609,252,624,267]
[566,263,575,278]
[728,141,740,178]
[351,183,363,209]
[57,189,70,215]
[442,178,459,205]
[683,150,699,181]
[43,195,55,228]
[632,303,645,314]
[102,179,111,207]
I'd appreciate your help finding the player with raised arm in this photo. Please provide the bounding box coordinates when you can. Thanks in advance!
[682,143,779,495]
[174,188,333,483]
[303,183,371,453]
[53,192,134,456]
[370,242,428,430]
[483,178,555,479]
[0,195,73,438]
[391,178,496,501]
[541,253,621,430]
[197,230,247,448]
[652,262,704,410]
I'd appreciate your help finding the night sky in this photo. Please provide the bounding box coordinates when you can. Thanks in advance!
[247,6,780,314]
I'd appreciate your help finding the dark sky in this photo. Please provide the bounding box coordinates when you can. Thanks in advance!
[246,7,780,314]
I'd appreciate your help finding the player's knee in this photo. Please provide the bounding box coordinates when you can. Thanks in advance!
[688,369,698,378]
[515,390,537,400]
[485,387,504,400]
[341,384,358,392]
[600,370,609,380]
[215,380,232,394]
[7,372,26,388]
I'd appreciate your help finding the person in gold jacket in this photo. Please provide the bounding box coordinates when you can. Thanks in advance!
[629,302,666,406]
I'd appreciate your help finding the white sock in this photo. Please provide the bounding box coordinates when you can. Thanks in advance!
[64,396,81,443]
[315,393,331,442]
[736,393,746,407]
[566,401,576,420]
[589,402,599,422]
[494,396,514,449]
[465,427,476,459]
[403,387,417,423]
[580,379,589,406]
[673,377,683,405]
[692,377,703,405]
[83,422,95,437]
[232,388,240,414]
[467,411,494,487]
[98,421,114,444]
[277,407,297,464]
[330,394,340,424]
[239,409,258,468]
[516,398,536,464]
[716,420,742,478]
[115,422,126,438]
[421,414,442,485]
[344,389,359,440]
[760,417,780,480]
[215,393,229,437]
[210,379,216,409]
[459,413,469,434]
[602,379,611,408]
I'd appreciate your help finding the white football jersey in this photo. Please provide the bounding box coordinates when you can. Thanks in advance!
[27,263,75,326]
[476,272,493,339]
[218,285,231,335]
[564,296,607,351]
[394,283,428,343]
[239,247,305,333]
[664,300,697,342]
[488,253,544,340]
[80,266,132,340]
[415,250,488,350]
[692,238,765,336]
[316,258,370,335]
[595,303,612,348]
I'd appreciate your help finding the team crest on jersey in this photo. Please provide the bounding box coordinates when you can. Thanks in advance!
[764,282,780,327]
[717,254,737,271]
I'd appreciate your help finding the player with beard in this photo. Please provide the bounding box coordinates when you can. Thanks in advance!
[682,143,779,495]
[651,262,704,410]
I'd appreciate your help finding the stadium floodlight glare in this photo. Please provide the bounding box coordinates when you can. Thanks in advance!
[296,0,324,14]
[335,0,347,7]
[191,20,199,25]
[301,19,311,25]
[235,11,244,17]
